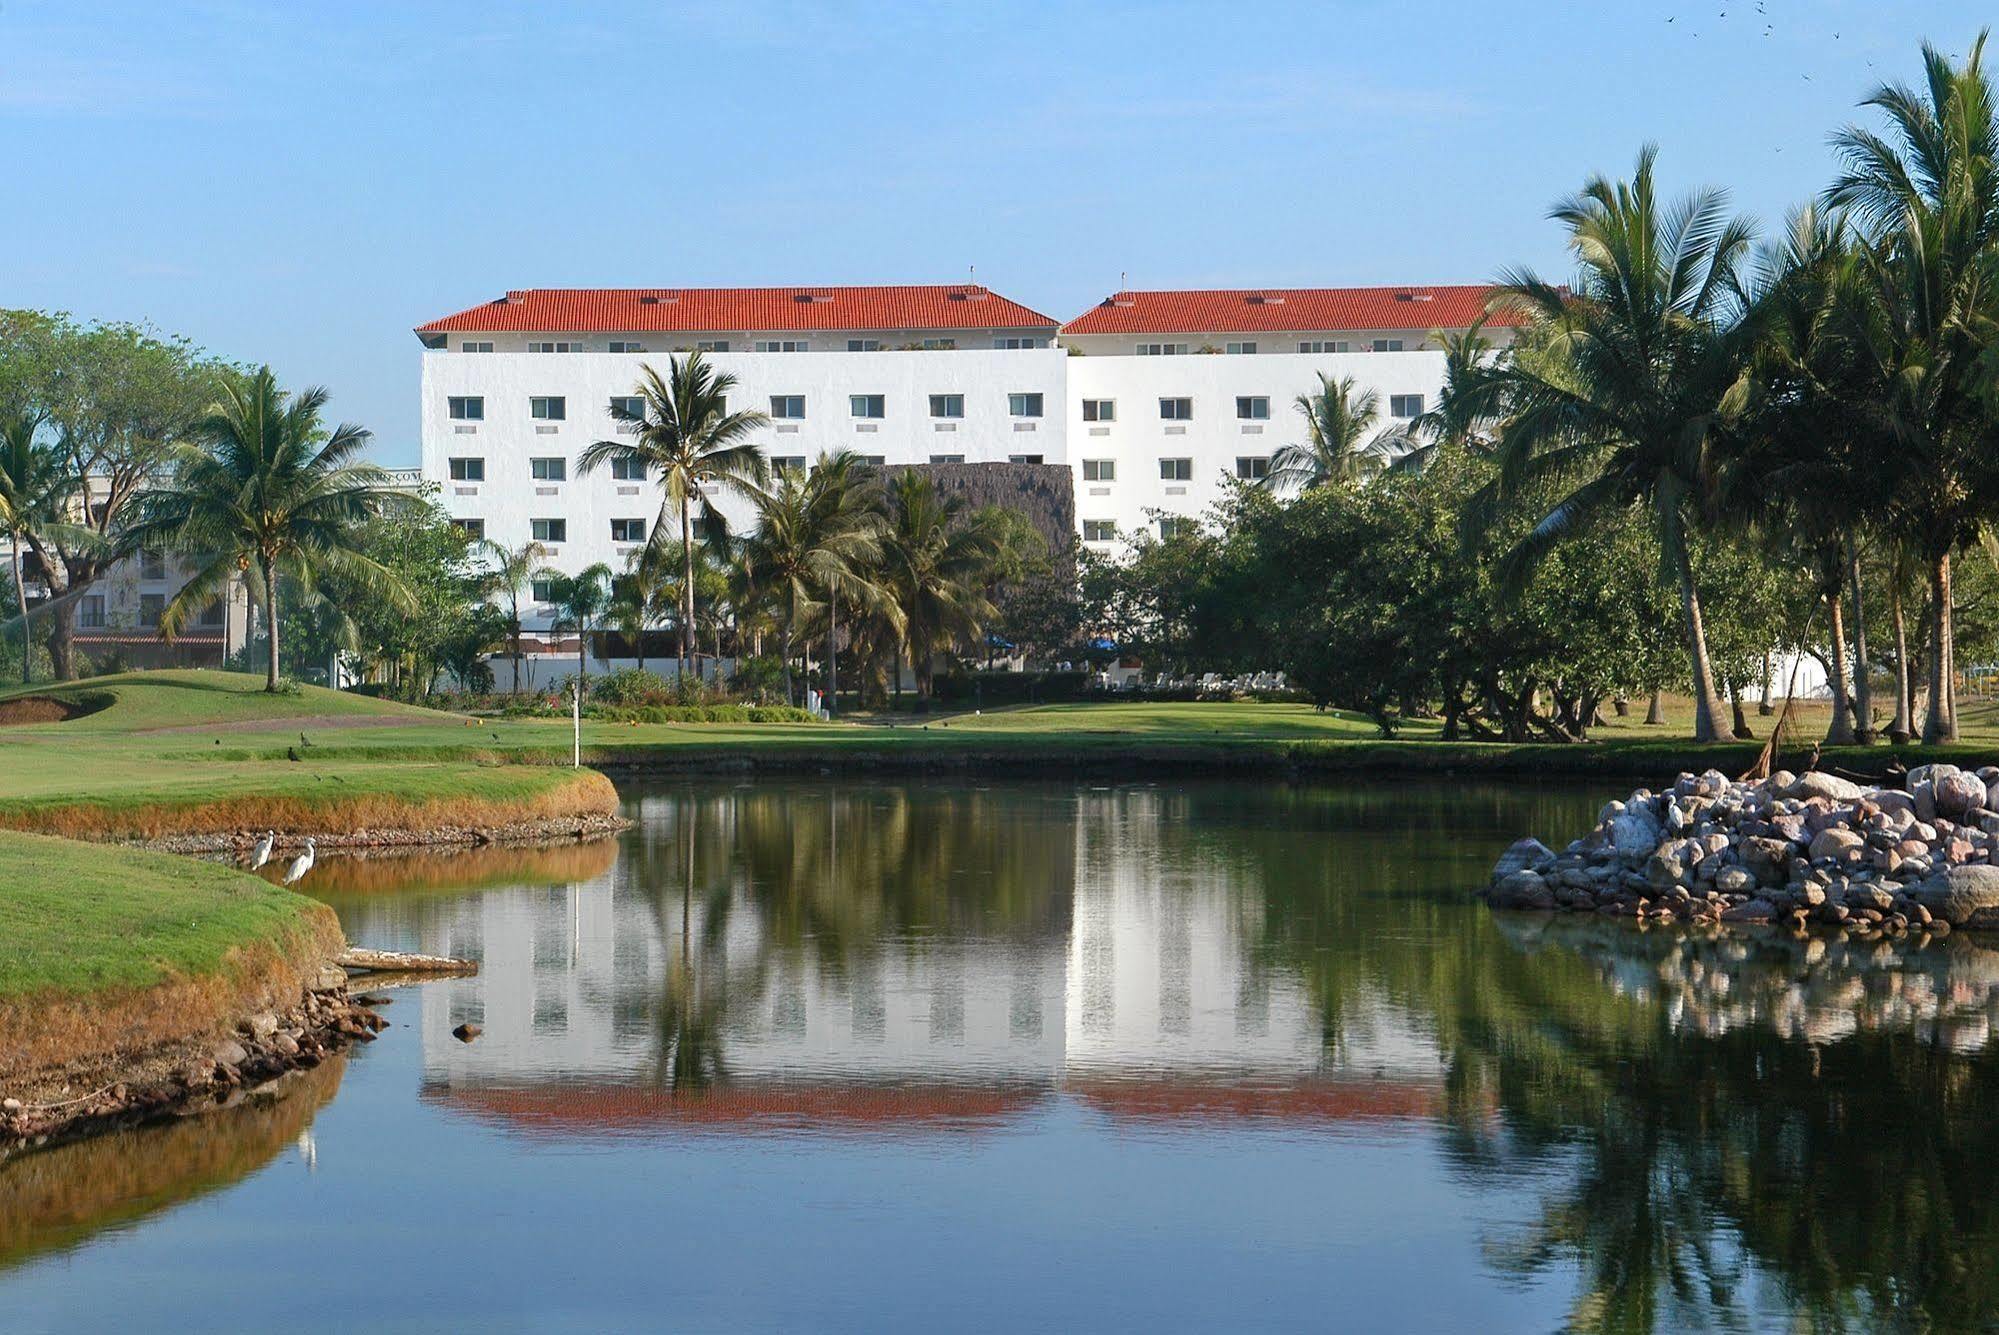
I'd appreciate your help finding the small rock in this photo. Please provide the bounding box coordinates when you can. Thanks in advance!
[1808,827,1865,862]
[213,1039,248,1067]
[1936,772,1989,819]
[1790,771,1866,803]
[245,1012,279,1039]
[452,1023,483,1043]
[0,1097,20,1113]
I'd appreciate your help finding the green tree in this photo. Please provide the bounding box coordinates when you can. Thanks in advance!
[541,563,613,685]
[131,367,413,691]
[879,469,1004,696]
[475,536,547,695]
[577,353,769,681]
[0,409,87,683]
[1263,373,1390,492]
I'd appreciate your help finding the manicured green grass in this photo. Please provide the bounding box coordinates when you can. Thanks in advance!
[0,830,321,998]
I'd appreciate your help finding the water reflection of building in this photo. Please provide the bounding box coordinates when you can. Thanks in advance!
[357,787,1448,1134]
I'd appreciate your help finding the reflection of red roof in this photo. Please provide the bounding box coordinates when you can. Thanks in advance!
[1060,286,1519,335]
[1070,1077,1448,1125]
[416,286,1059,335]
[433,1082,1047,1135]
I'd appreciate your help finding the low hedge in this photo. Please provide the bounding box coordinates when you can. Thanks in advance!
[586,703,819,724]
[932,671,1093,706]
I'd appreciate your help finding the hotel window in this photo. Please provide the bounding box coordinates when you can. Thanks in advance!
[859,454,886,466]
[1236,456,1271,481]
[993,336,1042,349]
[610,456,648,480]
[1136,342,1188,356]
[531,518,567,543]
[1158,517,1191,540]
[1226,341,1258,355]
[929,394,965,418]
[849,394,886,419]
[1372,338,1404,352]
[608,341,646,353]
[530,396,566,420]
[460,341,495,353]
[531,578,556,603]
[1235,396,1270,420]
[528,341,584,353]
[448,396,484,420]
[929,453,966,464]
[1082,520,1117,542]
[609,518,647,543]
[78,594,106,628]
[1008,392,1044,418]
[1081,399,1116,422]
[1009,453,1044,465]
[696,340,731,352]
[1082,459,1115,482]
[770,395,806,419]
[922,337,957,350]
[772,456,807,474]
[1298,340,1349,354]
[530,457,567,481]
[453,518,485,540]
[1159,397,1193,421]
[448,457,485,482]
[1159,457,1193,481]
[609,395,645,421]
[848,339,882,351]
[1389,394,1425,418]
[139,593,165,628]
[198,599,225,627]
[140,549,167,580]
[755,340,808,352]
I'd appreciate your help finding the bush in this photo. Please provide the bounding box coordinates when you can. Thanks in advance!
[932,670,1092,706]
[728,656,787,705]
[585,703,818,724]
[592,667,671,707]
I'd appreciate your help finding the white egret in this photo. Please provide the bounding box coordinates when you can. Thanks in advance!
[283,837,316,885]
[250,830,276,870]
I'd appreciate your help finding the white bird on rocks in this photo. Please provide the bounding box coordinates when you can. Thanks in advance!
[250,830,276,870]
[283,837,316,885]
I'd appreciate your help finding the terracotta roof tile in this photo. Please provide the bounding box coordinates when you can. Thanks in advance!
[416,285,1059,336]
[1059,285,1517,336]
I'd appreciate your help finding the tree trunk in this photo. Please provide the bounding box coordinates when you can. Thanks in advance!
[1758,650,1775,715]
[264,559,282,691]
[680,497,695,682]
[1848,544,1873,743]
[780,589,796,707]
[11,537,30,685]
[1924,551,1958,743]
[577,621,587,685]
[1645,688,1665,726]
[1890,582,1913,744]
[46,596,75,680]
[1672,543,1730,744]
[825,597,838,719]
[1824,591,1855,745]
[1729,681,1752,740]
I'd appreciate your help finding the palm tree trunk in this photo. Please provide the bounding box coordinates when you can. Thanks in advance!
[1672,543,1729,744]
[1824,591,1855,746]
[825,596,838,719]
[1758,649,1774,715]
[1924,551,1958,743]
[1847,543,1873,743]
[1890,581,1914,744]
[11,535,31,685]
[780,589,796,707]
[577,620,587,685]
[680,497,695,683]
[264,559,282,692]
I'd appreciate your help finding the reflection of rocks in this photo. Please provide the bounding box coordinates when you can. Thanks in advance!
[1494,912,1999,1051]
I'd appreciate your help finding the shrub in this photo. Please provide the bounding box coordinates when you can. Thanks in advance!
[728,656,787,705]
[932,670,1091,706]
[584,703,817,724]
[592,667,671,707]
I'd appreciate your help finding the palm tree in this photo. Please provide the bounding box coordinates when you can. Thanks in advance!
[577,353,769,683]
[1826,34,1999,743]
[543,563,612,686]
[738,453,888,706]
[1482,146,1757,744]
[475,537,547,694]
[1261,374,1390,492]
[131,367,414,691]
[1382,315,1504,473]
[0,409,79,684]
[881,469,1004,697]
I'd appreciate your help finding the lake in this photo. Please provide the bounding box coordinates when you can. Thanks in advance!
[6,777,1999,1331]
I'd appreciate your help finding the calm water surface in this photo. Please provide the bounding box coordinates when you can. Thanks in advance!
[7,778,1999,1331]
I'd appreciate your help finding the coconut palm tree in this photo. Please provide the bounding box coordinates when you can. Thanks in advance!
[576,353,769,683]
[130,367,414,691]
[0,409,83,684]
[1482,146,1758,744]
[880,469,1005,697]
[1261,374,1390,492]
[1825,34,1999,742]
[542,563,613,686]
[475,537,547,694]
[738,453,888,706]
[1381,315,1505,473]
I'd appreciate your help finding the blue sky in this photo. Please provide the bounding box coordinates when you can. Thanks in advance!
[1,1,1987,464]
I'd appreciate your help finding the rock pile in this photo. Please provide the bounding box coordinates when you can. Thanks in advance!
[1485,765,1999,933]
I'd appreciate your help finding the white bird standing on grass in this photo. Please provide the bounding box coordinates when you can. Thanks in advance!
[250,830,276,870]
[283,837,316,885]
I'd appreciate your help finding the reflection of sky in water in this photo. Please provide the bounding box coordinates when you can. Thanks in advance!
[11,778,1999,1331]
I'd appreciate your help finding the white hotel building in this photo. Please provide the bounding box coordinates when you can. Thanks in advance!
[416,284,1515,630]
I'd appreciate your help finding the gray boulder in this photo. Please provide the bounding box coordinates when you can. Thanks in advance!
[1790,771,1866,803]
[1936,771,1989,820]
[1491,837,1555,882]
[1909,864,1999,926]
[1487,870,1556,910]
[1610,806,1664,859]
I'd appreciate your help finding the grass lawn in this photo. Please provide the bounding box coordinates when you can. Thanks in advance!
[0,829,327,998]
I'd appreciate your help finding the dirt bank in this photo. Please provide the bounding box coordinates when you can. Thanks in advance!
[143,810,631,860]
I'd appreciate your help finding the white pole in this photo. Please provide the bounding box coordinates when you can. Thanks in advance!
[571,679,581,768]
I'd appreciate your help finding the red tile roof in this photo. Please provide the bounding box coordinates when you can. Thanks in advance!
[416,285,1059,336]
[1059,285,1518,336]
